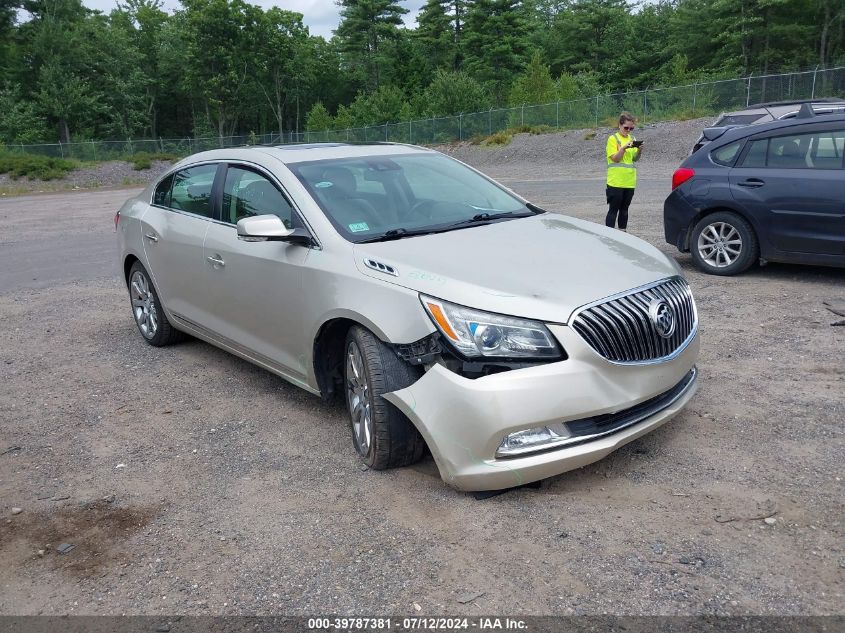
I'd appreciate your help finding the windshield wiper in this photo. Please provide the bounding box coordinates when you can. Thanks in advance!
[356,227,441,243]
[356,206,545,243]
[446,210,537,228]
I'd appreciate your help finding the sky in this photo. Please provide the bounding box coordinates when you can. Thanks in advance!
[80,0,427,39]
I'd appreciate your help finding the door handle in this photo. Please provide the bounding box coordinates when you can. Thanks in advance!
[144,233,159,242]
[207,255,225,268]
[737,179,765,188]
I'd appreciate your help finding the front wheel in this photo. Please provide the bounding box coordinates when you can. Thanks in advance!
[690,211,758,276]
[344,326,425,470]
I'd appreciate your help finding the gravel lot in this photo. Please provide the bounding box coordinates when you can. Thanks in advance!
[0,120,843,618]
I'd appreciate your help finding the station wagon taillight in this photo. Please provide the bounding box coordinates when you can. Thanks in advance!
[672,168,695,190]
[114,210,120,232]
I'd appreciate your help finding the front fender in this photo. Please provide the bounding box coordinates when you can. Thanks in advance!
[301,253,436,391]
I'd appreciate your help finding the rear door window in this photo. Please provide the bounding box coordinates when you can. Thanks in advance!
[738,129,845,169]
[169,165,217,218]
[739,139,768,168]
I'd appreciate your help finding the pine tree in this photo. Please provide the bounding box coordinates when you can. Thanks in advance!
[463,0,530,104]
[335,0,408,91]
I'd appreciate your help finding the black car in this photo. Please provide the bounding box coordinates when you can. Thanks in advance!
[664,106,845,276]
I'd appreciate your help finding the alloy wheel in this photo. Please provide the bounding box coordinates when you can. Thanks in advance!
[697,221,743,268]
[345,340,372,457]
[130,270,158,339]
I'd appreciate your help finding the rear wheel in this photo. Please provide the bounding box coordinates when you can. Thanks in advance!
[128,261,184,346]
[344,326,425,470]
[690,211,758,276]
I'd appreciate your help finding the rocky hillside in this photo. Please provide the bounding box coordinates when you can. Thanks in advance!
[436,117,710,180]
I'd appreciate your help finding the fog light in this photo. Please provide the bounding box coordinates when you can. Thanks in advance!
[496,423,573,457]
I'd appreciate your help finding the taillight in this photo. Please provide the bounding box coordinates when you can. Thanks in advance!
[114,210,120,232]
[672,168,695,190]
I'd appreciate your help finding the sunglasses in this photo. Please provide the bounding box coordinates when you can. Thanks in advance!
[622,126,635,131]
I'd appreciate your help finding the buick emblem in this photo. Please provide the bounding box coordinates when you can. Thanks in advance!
[649,299,676,339]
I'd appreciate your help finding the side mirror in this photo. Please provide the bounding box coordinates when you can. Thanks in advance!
[237,214,312,246]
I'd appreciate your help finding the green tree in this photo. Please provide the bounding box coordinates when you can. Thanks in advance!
[416,0,452,71]
[0,0,20,83]
[334,103,355,130]
[613,1,675,87]
[18,0,97,141]
[415,0,466,71]
[381,28,432,95]
[0,83,50,143]
[83,12,149,139]
[305,102,333,131]
[817,0,845,67]
[181,0,261,139]
[509,50,557,105]
[555,72,580,100]
[418,68,489,116]
[255,8,309,136]
[463,0,530,104]
[284,36,354,136]
[335,0,407,91]
[559,0,631,82]
[116,0,169,138]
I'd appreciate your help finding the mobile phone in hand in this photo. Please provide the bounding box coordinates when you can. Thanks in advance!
[632,140,644,148]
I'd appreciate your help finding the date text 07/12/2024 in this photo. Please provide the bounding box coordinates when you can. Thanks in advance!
[307,617,528,630]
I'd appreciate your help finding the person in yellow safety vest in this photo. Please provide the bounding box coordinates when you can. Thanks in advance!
[605,112,643,231]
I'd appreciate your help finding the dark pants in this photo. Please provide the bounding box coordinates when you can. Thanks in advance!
[605,186,635,229]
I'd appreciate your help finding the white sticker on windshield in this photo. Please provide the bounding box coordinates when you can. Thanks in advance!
[348,222,370,232]
[314,181,333,188]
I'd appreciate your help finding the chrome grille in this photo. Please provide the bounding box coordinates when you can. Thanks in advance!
[571,277,697,363]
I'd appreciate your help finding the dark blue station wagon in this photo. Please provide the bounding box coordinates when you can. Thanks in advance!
[664,108,845,275]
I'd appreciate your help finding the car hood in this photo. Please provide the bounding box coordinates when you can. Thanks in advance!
[353,214,679,323]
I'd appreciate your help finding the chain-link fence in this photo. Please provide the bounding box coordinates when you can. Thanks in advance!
[7,66,845,159]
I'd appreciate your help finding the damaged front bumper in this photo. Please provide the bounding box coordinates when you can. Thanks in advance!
[383,324,699,491]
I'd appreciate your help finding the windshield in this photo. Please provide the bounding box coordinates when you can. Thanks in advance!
[288,153,535,242]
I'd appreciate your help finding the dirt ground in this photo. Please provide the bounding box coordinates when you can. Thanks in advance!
[0,123,843,618]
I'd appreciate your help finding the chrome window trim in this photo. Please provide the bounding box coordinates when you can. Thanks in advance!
[568,276,699,366]
[148,159,322,250]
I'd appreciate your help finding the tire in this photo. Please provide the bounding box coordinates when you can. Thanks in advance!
[690,211,759,276]
[344,325,426,470]
[127,261,184,347]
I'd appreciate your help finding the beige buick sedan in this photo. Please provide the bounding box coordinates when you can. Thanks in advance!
[116,143,699,491]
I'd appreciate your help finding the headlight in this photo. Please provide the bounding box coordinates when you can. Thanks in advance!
[420,295,562,360]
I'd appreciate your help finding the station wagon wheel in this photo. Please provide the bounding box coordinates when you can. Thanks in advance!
[344,326,426,470]
[127,261,184,346]
[690,211,758,276]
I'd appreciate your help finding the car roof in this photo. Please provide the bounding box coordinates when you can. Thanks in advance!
[721,99,845,119]
[172,142,435,170]
[696,111,845,155]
